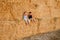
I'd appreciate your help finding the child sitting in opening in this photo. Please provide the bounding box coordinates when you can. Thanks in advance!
[23,12,29,25]
[28,12,32,23]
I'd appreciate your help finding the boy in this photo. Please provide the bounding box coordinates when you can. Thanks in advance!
[28,12,32,23]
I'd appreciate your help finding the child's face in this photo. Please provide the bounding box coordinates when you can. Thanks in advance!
[24,12,27,15]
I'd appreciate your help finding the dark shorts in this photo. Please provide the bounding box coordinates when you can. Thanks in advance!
[28,15,32,19]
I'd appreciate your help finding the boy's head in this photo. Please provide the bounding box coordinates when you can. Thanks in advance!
[29,12,32,14]
[29,12,32,15]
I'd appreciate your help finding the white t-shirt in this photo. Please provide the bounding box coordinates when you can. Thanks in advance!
[24,16,28,21]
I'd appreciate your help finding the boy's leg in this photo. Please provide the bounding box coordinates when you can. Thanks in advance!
[30,18,35,22]
[28,19,30,23]
[24,19,28,25]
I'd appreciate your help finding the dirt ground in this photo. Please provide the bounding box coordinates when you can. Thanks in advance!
[22,30,60,40]
[0,0,60,40]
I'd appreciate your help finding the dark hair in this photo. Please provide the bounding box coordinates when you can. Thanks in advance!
[29,12,32,13]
